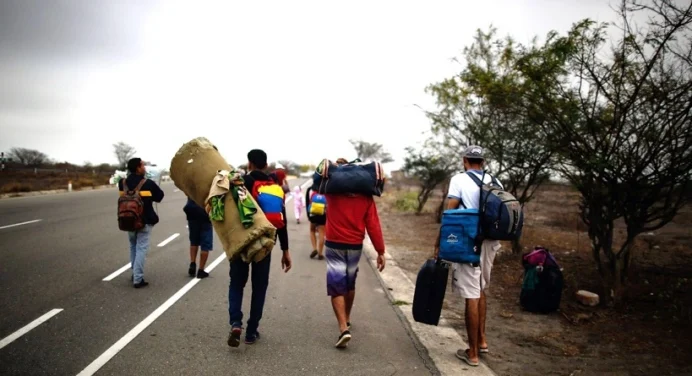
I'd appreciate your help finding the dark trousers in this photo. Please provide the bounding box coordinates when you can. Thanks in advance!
[228,252,272,335]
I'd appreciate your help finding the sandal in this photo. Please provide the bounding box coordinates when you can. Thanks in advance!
[455,349,479,367]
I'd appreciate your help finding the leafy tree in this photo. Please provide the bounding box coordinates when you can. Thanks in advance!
[8,147,49,167]
[349,139,394,163]
[519,0,692,304]
[113,142,136,169]
[425,27,558,251]
[402,140,460,215]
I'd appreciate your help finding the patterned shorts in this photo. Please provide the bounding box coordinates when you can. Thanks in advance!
[326,246,362,297]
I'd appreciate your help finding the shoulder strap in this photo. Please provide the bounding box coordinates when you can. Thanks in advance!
[465,171,484,187]
[134,178,146,193]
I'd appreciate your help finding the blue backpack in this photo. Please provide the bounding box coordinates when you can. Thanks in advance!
[466,171,524,241]
[438,208,481,264]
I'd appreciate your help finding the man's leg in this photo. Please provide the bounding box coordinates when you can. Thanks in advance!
[246,252,272,341]
[189,245,199,263]
[227,257,249,347]
[326,246,352,348]
[188,221,200,276]
[345,290,356,324]
[343,250,361,324]
[133,225,152,286]
[309,222,318,258]
[128,231,137,279]
[465,298,481,362]
[317,225,326,258]
[479,291,488,350]
[196,226,213,278]
[331,295,349,333]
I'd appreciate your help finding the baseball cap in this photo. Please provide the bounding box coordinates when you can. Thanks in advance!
[462,145,485,159]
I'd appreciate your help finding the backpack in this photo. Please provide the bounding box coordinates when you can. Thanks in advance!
[438,208,481,264]
[466,171,524,241]
[251,179,285,229]
[308,191,327,216]
[520,247,563,313]
[118,179,147,232]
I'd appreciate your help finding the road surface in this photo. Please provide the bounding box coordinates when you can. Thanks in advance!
[0,179,435,375]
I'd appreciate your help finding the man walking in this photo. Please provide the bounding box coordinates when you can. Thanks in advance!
[437,145,502,367]
[184,197,213,279]
[118,157,164,288]
[227,149,292,347]
[324,176,386,348]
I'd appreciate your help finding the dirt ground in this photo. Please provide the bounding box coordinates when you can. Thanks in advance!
[0,170,112,195]
[376,184,692,376]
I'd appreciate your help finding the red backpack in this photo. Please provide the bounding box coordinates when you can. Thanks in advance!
[251,179,286,229]
[118,179,147,232]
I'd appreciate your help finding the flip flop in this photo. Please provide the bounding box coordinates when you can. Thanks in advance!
[455,349,479,367]
[480,347,489,353]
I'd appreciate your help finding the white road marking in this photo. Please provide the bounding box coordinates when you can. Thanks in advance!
[102,263,132,281]
[0,219,42,230]
[157,233,180,247]
[173,189,180,192]
[76,254,227,376]
[0,309,63,350]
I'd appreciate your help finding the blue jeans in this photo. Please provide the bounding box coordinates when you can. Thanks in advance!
[128,225,152,284]
[228,253,272,335]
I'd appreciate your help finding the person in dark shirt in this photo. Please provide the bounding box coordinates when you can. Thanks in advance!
[184,197,213,279]
[227,149,292,347]
[118,157,165,288]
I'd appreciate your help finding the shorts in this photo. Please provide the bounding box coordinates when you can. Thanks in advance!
[308,214,326,226]
[188,221,213,251]
[451,240,501,299]
[325,246,361,297]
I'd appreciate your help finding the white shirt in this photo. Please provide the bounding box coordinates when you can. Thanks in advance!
[447,170,504,209]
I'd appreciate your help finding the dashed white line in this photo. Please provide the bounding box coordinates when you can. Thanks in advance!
[0,309,63,350]
[102,263,132,281]
[157,233,180,247]
[0,219,42,230]
[76,254,227,376]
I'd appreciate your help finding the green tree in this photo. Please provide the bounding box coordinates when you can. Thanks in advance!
[402,139,460,215]
[349,139,394,163]
[520,0,692,304]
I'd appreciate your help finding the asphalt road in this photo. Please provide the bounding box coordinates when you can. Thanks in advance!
[0,179,435,375]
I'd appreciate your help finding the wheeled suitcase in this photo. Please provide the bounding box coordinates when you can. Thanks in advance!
[412,258,449,326]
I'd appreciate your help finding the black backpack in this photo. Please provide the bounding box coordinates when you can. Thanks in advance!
[520,247,563,314]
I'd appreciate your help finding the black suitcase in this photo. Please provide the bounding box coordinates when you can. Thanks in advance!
[412,258,449,326]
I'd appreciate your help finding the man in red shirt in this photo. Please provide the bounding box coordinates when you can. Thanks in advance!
[324,182,386,349]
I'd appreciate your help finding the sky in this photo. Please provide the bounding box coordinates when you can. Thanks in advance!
[0,0,617,171]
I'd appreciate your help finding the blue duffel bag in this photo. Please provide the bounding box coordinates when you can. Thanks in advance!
[438,208,481,264]
[312,158,385,196]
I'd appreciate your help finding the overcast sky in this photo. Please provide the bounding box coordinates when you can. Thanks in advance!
[0,0,616,170]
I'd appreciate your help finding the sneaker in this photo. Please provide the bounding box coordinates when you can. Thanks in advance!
[310,250,318,259]
[227,327,242,347]
[244,331,260,345]
[335,330,351,348]
[197,269,209,279]
[134,280,149,288]
[188,262,196,277]
[318,255,325,260]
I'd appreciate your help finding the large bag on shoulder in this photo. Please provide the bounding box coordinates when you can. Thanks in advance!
[313,158,385,196]
[466,171,524,241]
[251,179,286,229]
[412,258,449,326]
[117,179,147,232]
[438,208,481,264]
[520,247,563,313]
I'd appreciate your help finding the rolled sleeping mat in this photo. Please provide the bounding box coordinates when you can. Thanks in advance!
[169,137,276,263]
[312,158,386,196]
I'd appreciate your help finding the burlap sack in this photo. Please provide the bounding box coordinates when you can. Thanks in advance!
[169,137,276,263]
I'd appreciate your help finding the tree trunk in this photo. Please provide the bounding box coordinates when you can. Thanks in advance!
[511,238,522,254]
[416,189,431,215]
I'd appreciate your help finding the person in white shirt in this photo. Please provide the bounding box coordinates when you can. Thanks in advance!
[435,145,502,367]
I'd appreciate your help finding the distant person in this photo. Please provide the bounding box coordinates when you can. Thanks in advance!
[184,197,213,279]
[227,149,292,347]
[324,157,386,348]
[435,145,502,367]
[305,184,326,259]
[118,157,164,288]
[292,185,305,224]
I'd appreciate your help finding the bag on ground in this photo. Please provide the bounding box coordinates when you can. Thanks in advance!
[520,246,564,313]
[312,158,385,196]
[466,171,524,241]
[412,258,449,326]
[438,208,481,264]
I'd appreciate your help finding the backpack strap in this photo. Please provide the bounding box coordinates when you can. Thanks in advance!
[465,171,484,187]
[133,178,147,194]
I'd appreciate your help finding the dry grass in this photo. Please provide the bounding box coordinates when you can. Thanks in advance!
[0,170,111,194]
[377,183,692,376]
